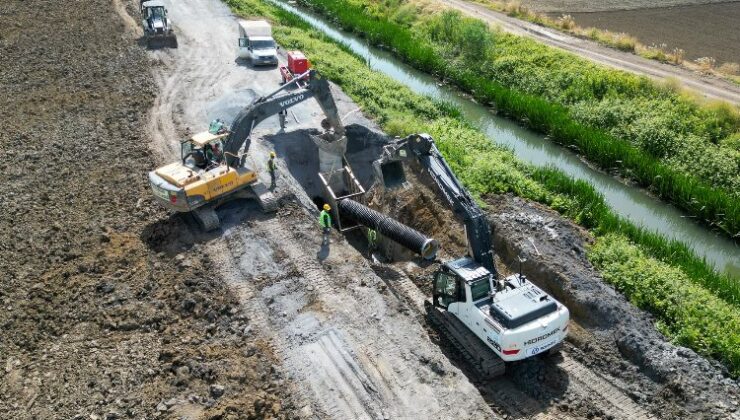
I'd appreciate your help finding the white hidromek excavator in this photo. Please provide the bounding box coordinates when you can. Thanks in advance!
[374,133,570,377]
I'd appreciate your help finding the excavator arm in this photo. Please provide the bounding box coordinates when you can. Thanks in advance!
[224,69,345,167]
[376,133,497,276]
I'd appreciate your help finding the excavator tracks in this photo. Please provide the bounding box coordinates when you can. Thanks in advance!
[373,264,654,419]
[372,263,506,379]
[193,205,220,231]
[425,300,506,379]
[250,181,279,212]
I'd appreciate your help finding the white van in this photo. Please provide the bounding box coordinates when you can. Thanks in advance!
[238,20,278,65]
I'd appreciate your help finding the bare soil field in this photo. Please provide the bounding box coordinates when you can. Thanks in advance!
[562,2,740,64]
[517,0,735,13]
[0,0,290,418]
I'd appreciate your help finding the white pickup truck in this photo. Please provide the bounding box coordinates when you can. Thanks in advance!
[237,20,278,66]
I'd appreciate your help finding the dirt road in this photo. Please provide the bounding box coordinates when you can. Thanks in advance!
[515,0,733,13]
[439,0,740,105]
[144,0,496,417]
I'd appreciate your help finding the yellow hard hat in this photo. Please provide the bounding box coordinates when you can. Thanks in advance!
[323,204,331,211]
[270,151,276,157]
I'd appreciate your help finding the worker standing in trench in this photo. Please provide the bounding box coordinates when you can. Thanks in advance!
[319,204,332,245]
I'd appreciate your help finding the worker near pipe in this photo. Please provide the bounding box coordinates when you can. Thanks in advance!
[319,204,332,245]
[367,228,378,257]
[267,151,277,189]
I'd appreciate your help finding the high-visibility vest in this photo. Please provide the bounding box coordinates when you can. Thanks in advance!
[367,228,377,244]
[268,157,276,172]
[319,210,332,228]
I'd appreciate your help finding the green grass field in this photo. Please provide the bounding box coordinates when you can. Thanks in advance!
[225,0,740,377]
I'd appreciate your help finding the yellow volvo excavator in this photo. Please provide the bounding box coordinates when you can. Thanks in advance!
[148,70,345,230]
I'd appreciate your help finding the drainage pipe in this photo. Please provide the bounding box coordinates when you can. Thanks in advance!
[337,199,439,260]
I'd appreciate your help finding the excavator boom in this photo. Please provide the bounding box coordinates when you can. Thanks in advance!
[224,69,344,166]
[148,69,346,232]
[375,133,496,274]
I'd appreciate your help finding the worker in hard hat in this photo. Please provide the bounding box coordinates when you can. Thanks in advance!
[267,151,277,189]
[367,228,378,257]
[319,203,332,245]
[208,118,226,134]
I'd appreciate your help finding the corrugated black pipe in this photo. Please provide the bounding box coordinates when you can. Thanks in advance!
[338,199,439,260]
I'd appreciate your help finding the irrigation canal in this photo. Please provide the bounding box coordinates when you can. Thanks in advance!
[272,0,739,277]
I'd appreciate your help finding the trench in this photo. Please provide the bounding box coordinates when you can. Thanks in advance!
[269,0,738,277]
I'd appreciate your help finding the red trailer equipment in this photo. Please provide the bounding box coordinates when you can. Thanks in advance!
[279,50,311,85]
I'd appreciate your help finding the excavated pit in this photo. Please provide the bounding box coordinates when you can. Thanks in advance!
[262,125,440,260]
[264,124,387,199]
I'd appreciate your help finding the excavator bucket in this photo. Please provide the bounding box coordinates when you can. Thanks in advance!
[378,161,406,189]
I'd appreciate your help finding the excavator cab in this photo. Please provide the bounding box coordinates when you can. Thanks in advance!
[433,269,462,308]
[181,131,229,170]
[433,258,493,309]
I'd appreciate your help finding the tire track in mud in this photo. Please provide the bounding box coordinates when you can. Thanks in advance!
[208,219,399,419]
[209,203,498,419]
[558,354,655,419]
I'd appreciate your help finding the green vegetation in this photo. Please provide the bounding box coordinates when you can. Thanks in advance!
[590,235,740,376]
[296,0,740,239]
[226,0,739,376]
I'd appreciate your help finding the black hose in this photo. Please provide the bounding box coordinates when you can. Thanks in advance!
[338,199,438,260]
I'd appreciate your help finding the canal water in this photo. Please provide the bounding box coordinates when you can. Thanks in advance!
[272,0,739,277]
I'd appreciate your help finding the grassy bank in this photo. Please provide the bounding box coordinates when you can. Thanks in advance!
[590,235,740,377]
[225,0,740,377]
[295,0,740,239]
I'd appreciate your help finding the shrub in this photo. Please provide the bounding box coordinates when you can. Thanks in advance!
[557,14,576,30]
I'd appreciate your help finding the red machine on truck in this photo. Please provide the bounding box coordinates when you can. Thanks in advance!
[279,50,311,85]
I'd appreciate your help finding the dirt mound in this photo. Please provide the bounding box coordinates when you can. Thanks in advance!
[488,195,740,418]
[368,162,468,259]
[0,0,291,418]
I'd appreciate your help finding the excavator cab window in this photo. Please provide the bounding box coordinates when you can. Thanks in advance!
[181,141,208,169]
[181,140,193,163]
[470,278,491,302]
[149,6,164,18]
[434,271,462,308]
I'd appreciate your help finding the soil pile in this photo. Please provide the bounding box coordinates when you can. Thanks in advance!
[0,0,291,418]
